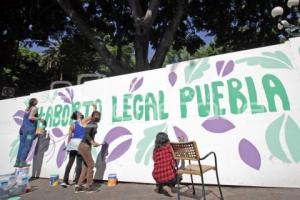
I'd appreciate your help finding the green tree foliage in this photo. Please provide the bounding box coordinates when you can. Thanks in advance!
[1,46,50,97]
[0,0,283,98]
[164,44,224,66]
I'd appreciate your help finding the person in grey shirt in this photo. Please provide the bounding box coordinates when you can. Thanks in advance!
[75,110,101,193]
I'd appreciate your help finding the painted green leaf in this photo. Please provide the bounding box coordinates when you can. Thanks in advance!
[285,116,300,163]
[262,51,293,69]
[135,123,167,165]
[185,58,210,84]
[9,138,19,163]
[40,91,58,104]
[236,56,292,69]
[185,60,198,83]
[144,145,154,165]
[24,99,29,107]
[40,92,50,103]
[266,114,290,163]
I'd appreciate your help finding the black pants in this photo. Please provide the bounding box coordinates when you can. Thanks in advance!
[157,176,182,192]
[63,150,83,184]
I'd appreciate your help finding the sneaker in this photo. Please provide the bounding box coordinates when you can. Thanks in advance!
[13,162,20,168]
[162,186,174,197]
[171,185,189,193]
[72,180,78,185]
[19,162,31,168]
[85,186,99,194]
[74,186,85,193]
[60,182,69,188]
[179,185,189,193]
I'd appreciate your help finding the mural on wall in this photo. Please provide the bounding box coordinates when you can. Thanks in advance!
[4,38,300,188]
[9,51,300,170]
[266,114,300,164]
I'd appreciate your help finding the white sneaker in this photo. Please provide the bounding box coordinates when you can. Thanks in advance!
[179,185,189,193]
[162,186,174,197]
[60,182,69,188]
[171,185,189,193]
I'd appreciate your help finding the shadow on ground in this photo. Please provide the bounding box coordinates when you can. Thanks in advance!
[18,179,300,200]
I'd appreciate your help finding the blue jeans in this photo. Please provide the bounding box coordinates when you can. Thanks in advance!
[16,128,36,163]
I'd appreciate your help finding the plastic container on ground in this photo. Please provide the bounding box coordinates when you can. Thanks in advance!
[0,169,30,199]
[49,175,59,187]
[15,167,29,176]
[107,173,118,187]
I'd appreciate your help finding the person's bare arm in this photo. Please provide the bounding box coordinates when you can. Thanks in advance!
[29,107,42,121]
[81,104,97,125]
[67,124,75,143]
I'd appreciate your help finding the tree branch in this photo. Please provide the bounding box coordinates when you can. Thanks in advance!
[128,0,160,30]
[140,0,160,27]
[128,0,143,19]
[56,0,131,75]
[150,0,186,69]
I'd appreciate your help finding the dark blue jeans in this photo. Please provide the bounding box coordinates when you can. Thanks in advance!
[16,129,36,163]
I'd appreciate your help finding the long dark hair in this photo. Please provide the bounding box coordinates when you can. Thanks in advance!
[154,132,170,151]
[27,98,37,111]
[71,111,84,120]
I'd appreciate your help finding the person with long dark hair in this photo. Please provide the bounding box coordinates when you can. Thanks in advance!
[61,105,97,188]
[75,111,101,193]
[14,98,44,168]
[152,132,188,196]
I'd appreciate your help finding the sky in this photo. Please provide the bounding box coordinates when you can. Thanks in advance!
[30,31,214,55]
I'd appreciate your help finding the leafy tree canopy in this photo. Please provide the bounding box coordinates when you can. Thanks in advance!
[0,0,282,98]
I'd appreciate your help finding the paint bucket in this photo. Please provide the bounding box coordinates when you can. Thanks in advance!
[49,175,59,187]
[0,176,9,199]
[15,167,29,176]
[0,173,28,198]
[36,120,46,135]
[107,173,117,187]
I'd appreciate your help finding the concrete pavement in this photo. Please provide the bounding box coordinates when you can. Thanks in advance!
[18,179,300,200]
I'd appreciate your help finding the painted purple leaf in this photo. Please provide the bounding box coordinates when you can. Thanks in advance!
[131,77,144,93]
[70,89,74,101]
[222,60,234,77]
[52,128,64,138]
[26,138,38,162]
[56,142,66,168]
[168,72,177,87]
[107,139,132,163]
[66,88,74,101]
[103,126,132,144]
[202,116,235,133]
[216,60,225,76]
[58,92,71,103]
[173,126,188,142]
[103,127,132,163]
[66,88,71,96]
[129,77,137,92]
[239,139,261,170]
[13,110,25,125]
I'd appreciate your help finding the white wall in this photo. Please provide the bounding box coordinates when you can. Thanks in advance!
[1,37,300,188]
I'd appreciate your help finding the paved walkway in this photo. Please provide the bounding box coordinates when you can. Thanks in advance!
[18,179,300,200]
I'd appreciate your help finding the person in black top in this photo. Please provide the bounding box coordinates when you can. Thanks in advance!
[75,110,101,193]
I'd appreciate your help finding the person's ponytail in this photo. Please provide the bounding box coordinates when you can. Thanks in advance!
[27,98,37,111]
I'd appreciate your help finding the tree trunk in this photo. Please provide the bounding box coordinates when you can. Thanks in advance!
[134,31,150,71]
[129,0,160,71]
[150,0,186,69]
[56,0,131,75]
